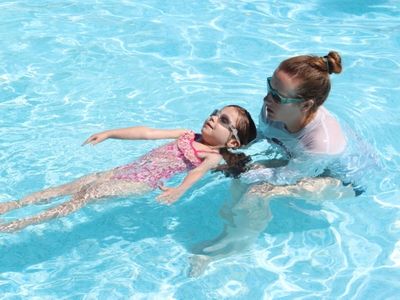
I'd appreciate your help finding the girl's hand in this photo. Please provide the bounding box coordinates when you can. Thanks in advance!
[157,185,184,205]
[82,132,109,146]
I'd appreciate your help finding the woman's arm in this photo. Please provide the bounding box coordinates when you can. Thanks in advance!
[157,154,223,204]
[82,127,188,145]
[242,153,330,185]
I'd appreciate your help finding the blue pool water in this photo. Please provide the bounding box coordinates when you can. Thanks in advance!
[1,0,400,298]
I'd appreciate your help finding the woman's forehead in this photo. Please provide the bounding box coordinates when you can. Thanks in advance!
[273,70,300,97]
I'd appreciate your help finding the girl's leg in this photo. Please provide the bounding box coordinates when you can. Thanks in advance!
[0,170,116,215]
[189,177,354,276]
[0,179,151,233]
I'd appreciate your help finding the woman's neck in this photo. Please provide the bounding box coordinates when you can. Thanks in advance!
[285,111,317,133]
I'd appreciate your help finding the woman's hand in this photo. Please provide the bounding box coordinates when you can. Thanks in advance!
[157,185,185,205]
[82,131,110,146]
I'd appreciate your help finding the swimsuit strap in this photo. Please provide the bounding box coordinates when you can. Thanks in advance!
[190,137,220,157]
[190,140,219,155]
[176,131,203,166]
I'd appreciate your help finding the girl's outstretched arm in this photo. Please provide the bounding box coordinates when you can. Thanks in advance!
[157,154,223,204]
[82,127,188,145]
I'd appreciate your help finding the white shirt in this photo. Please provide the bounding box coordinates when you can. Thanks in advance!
[243,106,348,185]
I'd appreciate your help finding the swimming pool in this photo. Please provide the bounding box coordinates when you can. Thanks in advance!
[1,0,399,298]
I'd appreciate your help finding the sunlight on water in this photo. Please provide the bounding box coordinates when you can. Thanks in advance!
[1,0,400,298]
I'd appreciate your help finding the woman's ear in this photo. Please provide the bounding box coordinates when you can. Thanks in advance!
[227,139,240,149]
[301,99,315,112]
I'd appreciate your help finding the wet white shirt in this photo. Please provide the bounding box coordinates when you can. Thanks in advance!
[258,105,347,156]
[243,106,348,185]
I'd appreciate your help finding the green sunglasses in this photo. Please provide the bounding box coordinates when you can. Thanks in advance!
[267,77,303,104]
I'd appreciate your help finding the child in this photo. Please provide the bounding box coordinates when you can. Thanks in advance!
[0,105,257,232]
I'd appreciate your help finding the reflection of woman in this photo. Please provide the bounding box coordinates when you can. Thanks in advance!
[190,51,359,276]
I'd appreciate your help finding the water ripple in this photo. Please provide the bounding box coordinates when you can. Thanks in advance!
[1,0,400,298]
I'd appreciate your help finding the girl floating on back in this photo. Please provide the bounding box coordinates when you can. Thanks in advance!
[0,105,257,232]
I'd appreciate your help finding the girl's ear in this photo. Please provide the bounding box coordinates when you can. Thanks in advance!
[226,138,240,149]
[301,99,315,112]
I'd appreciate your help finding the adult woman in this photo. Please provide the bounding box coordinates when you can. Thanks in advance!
[189,51,359,276]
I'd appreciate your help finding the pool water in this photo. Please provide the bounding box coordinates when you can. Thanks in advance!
[1,0,400,298]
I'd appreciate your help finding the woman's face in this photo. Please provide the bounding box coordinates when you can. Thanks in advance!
[263,69,304,125]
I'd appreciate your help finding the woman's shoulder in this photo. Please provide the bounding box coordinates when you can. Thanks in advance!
[302,107,347,155]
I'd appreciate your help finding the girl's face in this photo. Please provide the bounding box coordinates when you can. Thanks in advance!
[263,69,305,125]
[201,106,240,148]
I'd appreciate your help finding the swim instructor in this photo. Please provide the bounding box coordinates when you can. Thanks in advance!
[189,51,359,276]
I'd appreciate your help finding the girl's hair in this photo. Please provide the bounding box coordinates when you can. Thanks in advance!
[217,105,257,178]
[278,51,342,112]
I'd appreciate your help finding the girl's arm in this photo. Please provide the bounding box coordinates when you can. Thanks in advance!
[157,154,223,204]
[83,127,188,145]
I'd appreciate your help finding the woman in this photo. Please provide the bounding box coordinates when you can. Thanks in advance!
[189,51,361,276]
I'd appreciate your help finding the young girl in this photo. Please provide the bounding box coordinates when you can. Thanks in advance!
[0,105,257,232]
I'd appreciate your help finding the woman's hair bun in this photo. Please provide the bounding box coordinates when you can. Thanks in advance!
[325,51,342,74]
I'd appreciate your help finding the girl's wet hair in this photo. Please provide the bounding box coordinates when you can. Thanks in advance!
[216,105,257,178]
[279,51,342,112]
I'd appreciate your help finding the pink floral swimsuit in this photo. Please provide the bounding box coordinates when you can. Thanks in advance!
[112,131,205,188]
